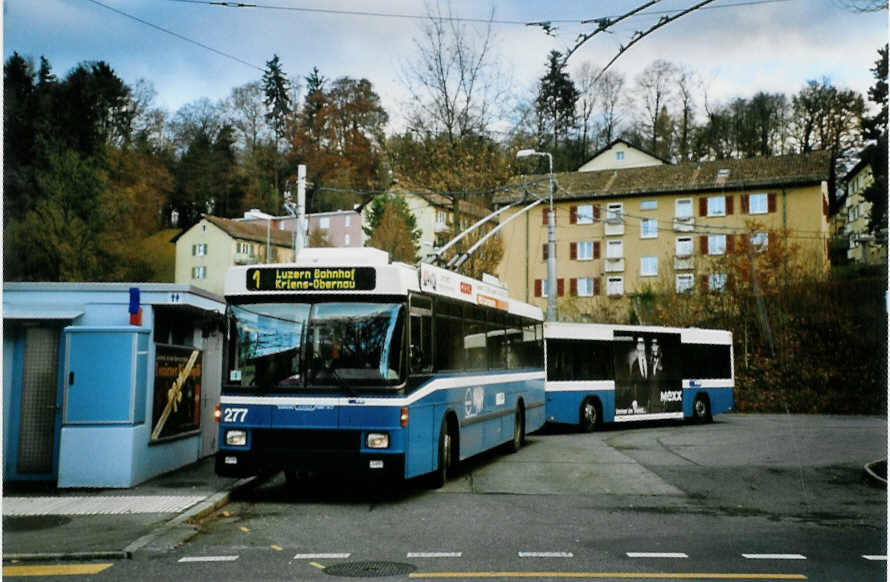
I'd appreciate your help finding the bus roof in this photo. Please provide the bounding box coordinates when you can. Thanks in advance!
[224,247,543,321]
[544,321,731,344]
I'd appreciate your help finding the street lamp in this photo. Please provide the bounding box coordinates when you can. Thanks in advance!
[517,149,556,321]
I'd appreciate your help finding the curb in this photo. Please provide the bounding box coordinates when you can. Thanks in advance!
[864,458,887,487]
[3,475,259,564]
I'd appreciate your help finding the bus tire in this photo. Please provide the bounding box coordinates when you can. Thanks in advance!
[507,406,525,453]
[579,396,601,433]
[430,421,452,489]
[692,393,712,424]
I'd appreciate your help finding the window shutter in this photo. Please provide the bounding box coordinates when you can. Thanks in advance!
[822,195,829,216]
[593,241,601,259]
[570,278,578,296]
[700,276,710,292]
[727,234,735,253]
[570,206,578,224]
[768,193,777,213]
[741,194,750,214]
[699,198,708,217]
[557,278,565,297]
[191,245,196,256]
[542,244,548,261]
[593,205,601,221]
[570,242,577,260]
[726,196,734,215]
[594,277,601,296]
[534,279,542,297]
[769,231,777,248]
[742,233,750,248]
[542,209,549,225]
[700,236,709,254]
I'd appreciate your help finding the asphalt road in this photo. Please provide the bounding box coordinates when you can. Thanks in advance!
[17,414,888,581]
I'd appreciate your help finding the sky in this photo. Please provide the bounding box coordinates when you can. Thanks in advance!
[4,0,888,133]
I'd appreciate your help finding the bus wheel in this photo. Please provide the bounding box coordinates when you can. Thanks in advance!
[508,407,525,453]
[430,422,452,489]
[693,394,712,424]
[579,397,600,433]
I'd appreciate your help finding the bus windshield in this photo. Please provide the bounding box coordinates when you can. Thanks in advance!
[226,301,404,391]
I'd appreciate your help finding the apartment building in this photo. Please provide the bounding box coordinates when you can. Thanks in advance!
[174,215,296,296]
[494,151,833,318]
[841,159,886,265]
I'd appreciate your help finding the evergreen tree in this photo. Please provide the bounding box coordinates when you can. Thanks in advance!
[861,44,888,236]
[262,54,292,143]
[535,51,578,162]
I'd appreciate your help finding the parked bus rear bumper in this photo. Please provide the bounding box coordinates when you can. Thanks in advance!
[215,450,406,480]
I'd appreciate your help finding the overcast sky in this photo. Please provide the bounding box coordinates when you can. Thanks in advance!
[4,0,888,133]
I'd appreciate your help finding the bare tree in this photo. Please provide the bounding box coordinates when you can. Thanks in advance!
[574,61,599,158]
[401,0,506,141]
[674,66,698,162]
[226,81,270,154]
[635,60,677,154]
[596,70,625,144]
[833,0,887,11]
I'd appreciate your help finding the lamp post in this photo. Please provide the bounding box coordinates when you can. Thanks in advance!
[517,149,556,321]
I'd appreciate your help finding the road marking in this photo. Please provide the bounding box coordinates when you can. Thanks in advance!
[271,545,283,551]
[178,556,239,563]
[518,552,574,558]
[742,554,807,560]
[3,563,114,576]
[863,555,888,560]
[627,552,689,558]
[310,562,326,569]
[408,552,464,558]
[293,553,351,559]
[239,526,250,533]
[409,572,807,579]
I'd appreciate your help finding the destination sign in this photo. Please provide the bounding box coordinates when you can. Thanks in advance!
[247,267,376,292]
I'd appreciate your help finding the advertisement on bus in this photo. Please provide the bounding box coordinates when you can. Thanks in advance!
[613,330,682,419]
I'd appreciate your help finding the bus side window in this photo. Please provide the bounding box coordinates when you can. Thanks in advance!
[409,295,433,374]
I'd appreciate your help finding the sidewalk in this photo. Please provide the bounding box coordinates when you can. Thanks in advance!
[2,456,256,562]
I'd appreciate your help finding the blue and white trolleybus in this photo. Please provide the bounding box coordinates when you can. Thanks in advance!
[544,322,734,430]
[215,248,545,487]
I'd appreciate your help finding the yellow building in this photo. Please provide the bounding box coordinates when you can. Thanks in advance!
[494,151,833,319]
[842,159,886,265]
[174,215,296,296]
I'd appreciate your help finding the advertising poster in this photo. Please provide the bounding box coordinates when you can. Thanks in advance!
[613,330,682,419]
[152,345,202,441]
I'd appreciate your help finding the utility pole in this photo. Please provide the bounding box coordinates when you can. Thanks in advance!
[295,164,306,255]
[517,150,557,321]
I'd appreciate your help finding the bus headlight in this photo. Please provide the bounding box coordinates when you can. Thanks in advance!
[366,432,390,449]
[226,430,247,446]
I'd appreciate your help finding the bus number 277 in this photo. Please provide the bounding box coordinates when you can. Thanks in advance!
[223,408,248,423]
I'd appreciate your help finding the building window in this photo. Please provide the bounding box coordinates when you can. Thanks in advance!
[236,242,254,255]
[436,210,448,226]
[606,239,623,259]
[344,234,351,246]
[616,151,625,161]
[676,274,694,294]
[641,218,657,239]
[708,234,726,255]
[577,241,594,260]
[192,243,207,256]
[709,273,727,291]
[751,232,768,252]
[749,193,768,214]
[707,196,726,217]
[640,200,657,211]
[345,215,352,227]
[675,198,693,218]
[640,256,658,277]
[605,202,624,235]
[577,277,595,297]
[576,204,594,224]
[319,217,330,229]
[676,236,693,257]
[192,266,206,280]
[606,276,624,296]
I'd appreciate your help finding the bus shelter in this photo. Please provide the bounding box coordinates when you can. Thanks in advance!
[3,283,225,488]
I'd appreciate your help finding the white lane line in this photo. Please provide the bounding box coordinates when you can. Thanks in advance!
[293,553,351,560]
[627,552,689,559]
[178,556,239,563]
[742,553,807,560]
[407,552,463,558]
[518,552,574,558]
[863,555,888,561]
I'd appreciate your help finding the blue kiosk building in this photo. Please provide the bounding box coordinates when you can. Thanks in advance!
[3,283,225,488]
